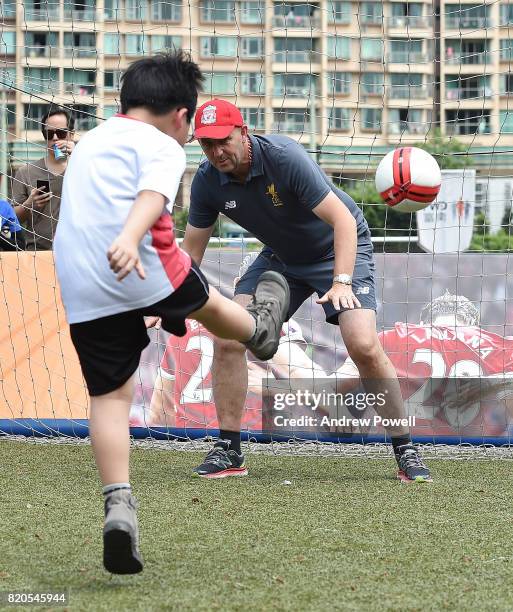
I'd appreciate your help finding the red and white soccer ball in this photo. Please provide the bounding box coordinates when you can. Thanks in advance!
[375,147,442,213]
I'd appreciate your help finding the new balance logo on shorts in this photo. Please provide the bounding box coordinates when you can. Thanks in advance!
[356,286,370,295]
[225,201,237,209]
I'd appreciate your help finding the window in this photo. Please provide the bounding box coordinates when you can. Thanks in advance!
[201,37,238,58]
[501,4,513,26]
[64,68,96,94]
[0,2,16,19]
[126,34,147,55]
[6,104,15,127]
[327,1,351,24]
[327,72,351,95]
[360,2,382,24]
[0,67,16,89]
[391,1,423,25]
[103,105,119,120]
[390,73,423,98]
[445,4,489,29]
[24,1,60,20]
[72,104,98,131]
[361,72,383,95]
[152,35,181,52]
[445,75,491,100]
[389,39,424,63]
[104,70,122,91]
[274,73,316,97]
[327,36,350,60]
[388,108,423,134]
[500,74,513,94]
[104,33,121,55]
[275,38,316,62]
[273,108,308,132]
[25,31,58,57]
[241,1,264,24]
[241,37,263,58]
[328,107,350,130]
[500,110,513,133]
[445,109,491,135]
[361,38,383,61]
[24,67,58,94]
[500,40,513,61]
[0,31,15,55]
[360,108,381,131]
[203,72,237,94]
[24,103,49,130]
[64,32,96,58]
[200,0,235,22]
[104,0,120,20]
[126,0,147,19]
[241,72,265,95]
[240,107,265,129]
[152,1,182,21]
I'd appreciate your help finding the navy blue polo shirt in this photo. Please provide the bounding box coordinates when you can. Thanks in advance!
[188,134,370,264]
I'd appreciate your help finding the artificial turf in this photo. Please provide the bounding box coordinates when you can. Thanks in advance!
[0,441,512,611]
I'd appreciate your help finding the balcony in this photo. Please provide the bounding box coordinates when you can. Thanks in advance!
[445,17,491,29]
[445,52,490,65]
[445,87,492,100]
[64,8,96,21]
[389,16,431,28]
[388,52,428,64]
[23,6,60,20]
[446,122,491,135]
[273,85,314,97]
[272,15,320,28]
[63,48,97,59]
[63,84,96,95]
[24,46,54,58]
[273,51,315,63]
[388,86,431,99]
[272,121,309,132]
[389,122,428,135]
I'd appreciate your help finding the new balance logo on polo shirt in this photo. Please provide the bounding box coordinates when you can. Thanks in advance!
[225,200,237,209]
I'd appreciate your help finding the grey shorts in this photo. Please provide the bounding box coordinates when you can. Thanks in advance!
[234,243,377,326]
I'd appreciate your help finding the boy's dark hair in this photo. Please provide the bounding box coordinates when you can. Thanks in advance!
[41,106,75,131]
[120,50,204,121]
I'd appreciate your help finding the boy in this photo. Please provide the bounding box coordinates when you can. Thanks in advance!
[53,52,289,575]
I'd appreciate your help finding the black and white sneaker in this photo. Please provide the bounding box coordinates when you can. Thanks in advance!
[103,489,143,574]
[395,444,432,483]
[192,440,248,479]
[245,271,290,361]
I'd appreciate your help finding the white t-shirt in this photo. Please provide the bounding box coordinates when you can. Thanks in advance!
[54,115,191,324]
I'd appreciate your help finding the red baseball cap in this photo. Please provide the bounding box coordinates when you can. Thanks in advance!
[194,99,244,139]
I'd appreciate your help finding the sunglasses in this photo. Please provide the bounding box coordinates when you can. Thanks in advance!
[42,128,70,140]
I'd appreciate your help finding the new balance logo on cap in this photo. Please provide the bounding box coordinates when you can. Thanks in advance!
[225,201,237,209]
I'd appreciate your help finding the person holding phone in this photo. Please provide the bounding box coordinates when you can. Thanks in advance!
[12,106,76,251]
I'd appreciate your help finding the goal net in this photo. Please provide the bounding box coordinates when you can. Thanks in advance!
[1,0,513,454]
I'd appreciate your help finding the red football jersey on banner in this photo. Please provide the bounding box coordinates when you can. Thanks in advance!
[379,323,513,431]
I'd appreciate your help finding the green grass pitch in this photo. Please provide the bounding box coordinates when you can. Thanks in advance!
[1,441,512,611]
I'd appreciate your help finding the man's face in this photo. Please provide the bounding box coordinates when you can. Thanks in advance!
[198,127,246,173]
[42,113,73,153]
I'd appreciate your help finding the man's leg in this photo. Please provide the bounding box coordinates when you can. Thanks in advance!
[339,308,432,482]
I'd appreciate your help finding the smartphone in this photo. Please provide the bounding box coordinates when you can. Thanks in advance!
[36,179,50,194]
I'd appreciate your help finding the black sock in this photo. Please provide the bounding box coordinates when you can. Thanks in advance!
[392,435,412,456]
[219,430,242,454]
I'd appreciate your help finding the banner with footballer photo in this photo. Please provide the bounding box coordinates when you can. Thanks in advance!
[1,250,513,443]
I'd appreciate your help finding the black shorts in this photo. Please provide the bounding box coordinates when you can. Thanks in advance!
[70,261,209,397]
[234,243,377,325]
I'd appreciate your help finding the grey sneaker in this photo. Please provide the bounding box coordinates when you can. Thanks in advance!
[245,271,290,361]
[103,489,143,574]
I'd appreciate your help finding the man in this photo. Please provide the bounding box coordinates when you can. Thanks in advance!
[182,98,431,482]
[339,291,513,438]
[12,106,76,250]
[143,252,325,440]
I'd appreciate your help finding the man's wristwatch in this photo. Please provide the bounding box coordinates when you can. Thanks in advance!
[333,274,352,285]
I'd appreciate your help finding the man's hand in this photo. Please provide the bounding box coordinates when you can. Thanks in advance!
[145,316,161,329]
[25,187,52,211]
[316,283,361,310]
[55,139,76,156]
[107,234,146,281]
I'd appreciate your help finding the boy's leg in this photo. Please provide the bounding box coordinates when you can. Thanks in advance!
[89,374,143,574]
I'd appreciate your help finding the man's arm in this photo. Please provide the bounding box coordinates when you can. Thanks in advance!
[148,371,176,426]
[312,192,360,310]
[181,222,215,265]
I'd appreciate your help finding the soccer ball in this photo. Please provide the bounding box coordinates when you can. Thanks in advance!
[375,147,442,213]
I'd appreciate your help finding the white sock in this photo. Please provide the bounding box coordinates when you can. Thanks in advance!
[103,482,131,496]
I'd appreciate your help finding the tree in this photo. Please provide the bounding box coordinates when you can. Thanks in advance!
[415,129,474,169]
[469,212,513,252]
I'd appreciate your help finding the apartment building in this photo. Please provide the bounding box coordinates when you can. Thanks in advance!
[1,0,512,201]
